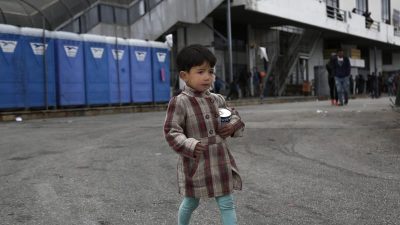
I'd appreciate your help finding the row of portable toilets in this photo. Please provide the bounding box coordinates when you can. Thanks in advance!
[0,24,170,110]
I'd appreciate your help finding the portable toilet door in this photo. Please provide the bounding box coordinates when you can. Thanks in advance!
[54,31,85,107]
[150,41,170,102]
[106,37,130,105]
[20,27,56,108]
[128,39,152,103]
[82,34,110,106]
[0,24,24,110]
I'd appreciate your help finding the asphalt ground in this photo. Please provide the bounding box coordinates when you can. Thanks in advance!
[0,97,399,225]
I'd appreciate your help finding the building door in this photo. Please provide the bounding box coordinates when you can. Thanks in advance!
[296,57,309,83]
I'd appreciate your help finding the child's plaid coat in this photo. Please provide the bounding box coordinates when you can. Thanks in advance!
[164,86,245,198]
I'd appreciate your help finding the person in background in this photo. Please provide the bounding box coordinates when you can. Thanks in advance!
[387,74,395,96]
[378,72,384,97]
[227,78,239,100]
[258,71,267,100]
[332,48,351,106]
[213,76,226,94]
[349,75,354,95]
[326,53,338,105]
[356,74,365,94]
[238,69,249,98]
[370,72,379,98]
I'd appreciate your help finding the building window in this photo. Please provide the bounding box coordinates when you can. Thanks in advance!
[70,18,81,33]
[61,19,80,33]
[393,9,400,30]
[381,0,390,24]
[100,5,114,24]
[382,50,393,65]
[326,0,339,8]
[326,0,339,19]
[356,0,368,14]
[129,0,145,24]
[83,6,99,32]
[115,7,128,25]
[147,0,163,11]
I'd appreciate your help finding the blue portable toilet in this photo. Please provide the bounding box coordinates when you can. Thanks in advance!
[106,37,130,104]
[82,34,110,106]
[0,24,23,110]
[20,27,56,108]
[128,39,152,103]
[54,31,85,106]
[150,41,170,102]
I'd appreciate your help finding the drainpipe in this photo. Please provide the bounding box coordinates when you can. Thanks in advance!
[42,17,48,110]
[374,47,378,97]
[113,8,121,106]
[227,0,233,83]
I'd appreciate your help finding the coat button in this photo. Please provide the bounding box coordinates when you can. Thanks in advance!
[215,114,219,118]
[209,129,214,134]
[205,114,210,119]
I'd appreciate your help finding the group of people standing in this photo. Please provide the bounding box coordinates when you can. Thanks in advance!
[326,48,351,106]
[326,48,400,104]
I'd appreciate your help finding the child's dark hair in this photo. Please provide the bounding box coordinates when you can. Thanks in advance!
[176,44,217,72]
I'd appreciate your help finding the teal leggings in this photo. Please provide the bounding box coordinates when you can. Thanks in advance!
[178,194,237,225]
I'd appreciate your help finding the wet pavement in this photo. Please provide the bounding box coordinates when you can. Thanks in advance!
[0,97,399,225]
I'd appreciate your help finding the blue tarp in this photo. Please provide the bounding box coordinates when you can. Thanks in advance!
[129,39,152,103]
[106,37,131,104]
[20,27,56,108]
[0,26,171,110]
[0,24,24,109]
[54,31,85,106]
[151,41,170,102]
[82,34,110,105]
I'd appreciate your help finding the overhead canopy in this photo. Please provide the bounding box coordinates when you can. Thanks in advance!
[0,0,99,30]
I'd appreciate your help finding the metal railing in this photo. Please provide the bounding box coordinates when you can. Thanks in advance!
[59,0,166,32]
[366,20,380,31]
[326,5,347,22]
[276,30,321,96]
[394,27,400,37]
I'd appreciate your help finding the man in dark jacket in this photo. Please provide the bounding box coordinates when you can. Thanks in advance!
[332,48,351,106]
[326,54,338,105]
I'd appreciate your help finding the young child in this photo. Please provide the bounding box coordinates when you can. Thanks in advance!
[163,44,245,225]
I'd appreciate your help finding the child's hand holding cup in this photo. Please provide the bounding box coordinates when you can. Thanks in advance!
[218,108,234,138]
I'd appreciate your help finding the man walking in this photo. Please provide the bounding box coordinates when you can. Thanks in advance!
[332,48,351,106]
[326,53,338,105]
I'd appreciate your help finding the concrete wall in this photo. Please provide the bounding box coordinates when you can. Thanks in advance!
[247,0,400,46]
[185,19,214,46]
[129,0,224,40]
[308,37,324,82]
[382,53,400,71]
[369,48,383,74]
[91,0,224,40]
[89,23,130,38]
[393,0,400,23]
[368,0,382,23]
[338,0,354,12]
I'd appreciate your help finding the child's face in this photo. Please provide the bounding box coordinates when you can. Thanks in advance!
[180,62,215,92]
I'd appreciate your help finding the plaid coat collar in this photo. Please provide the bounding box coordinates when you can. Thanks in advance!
[182,85,211,98]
